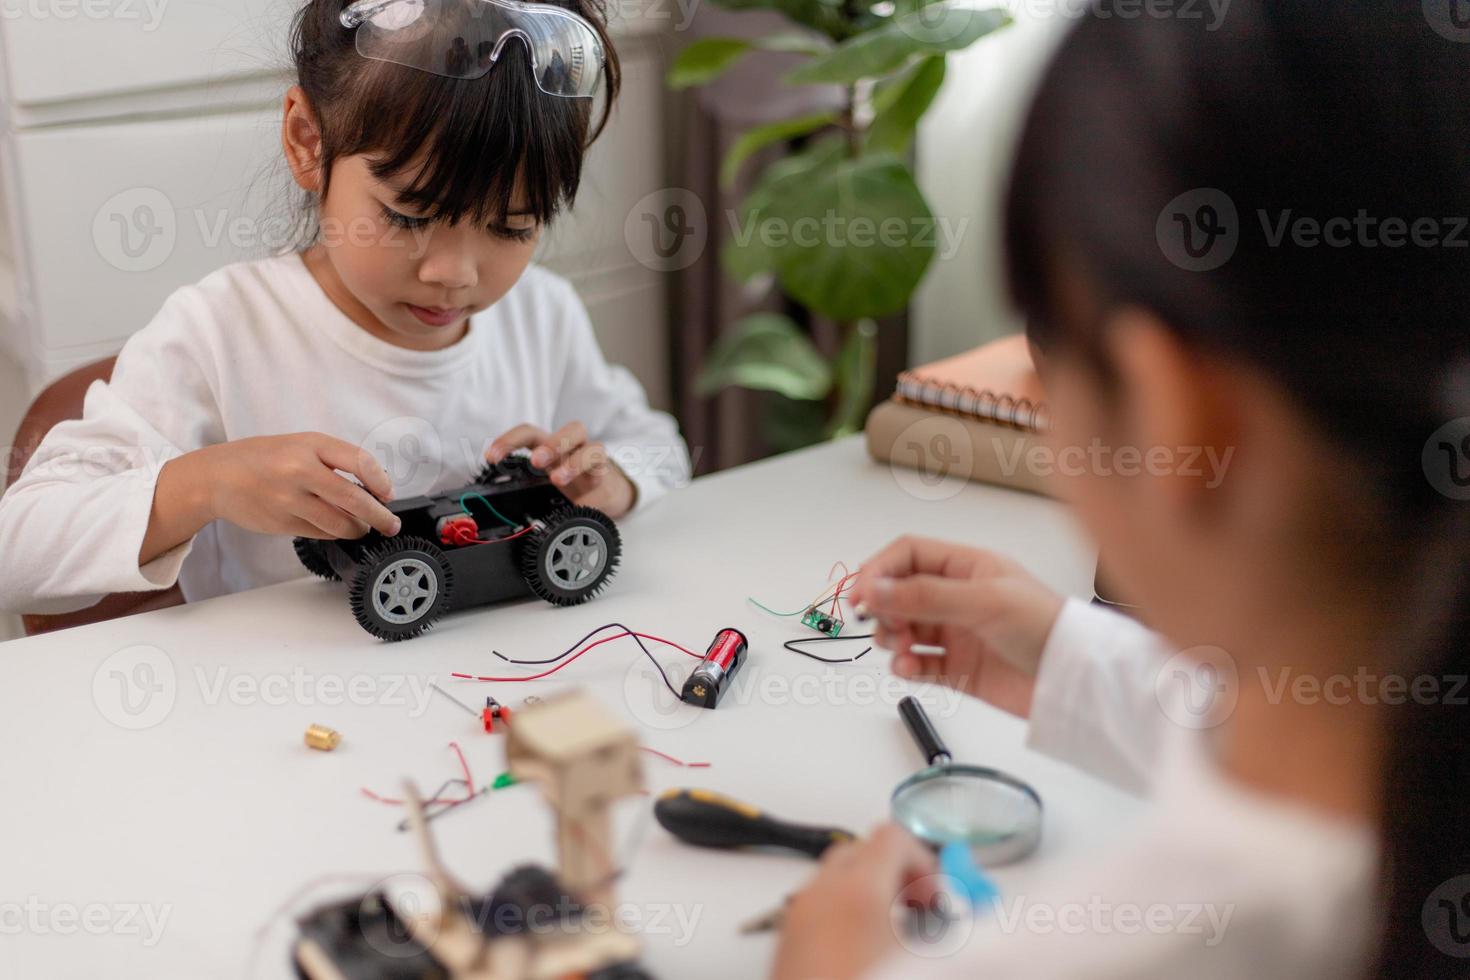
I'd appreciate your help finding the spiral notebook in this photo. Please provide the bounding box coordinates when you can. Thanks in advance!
[894,335,1049,433]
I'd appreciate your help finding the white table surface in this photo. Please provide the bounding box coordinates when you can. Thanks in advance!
[0,437,1141,978]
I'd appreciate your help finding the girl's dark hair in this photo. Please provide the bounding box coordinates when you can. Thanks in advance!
[290,0,620,232]
[1005,3,1470,977]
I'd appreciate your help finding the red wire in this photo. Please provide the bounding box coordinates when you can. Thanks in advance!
[640,746,711,768]
[450,630,702,683]
[362,742,478,806]
[463,525,536,546]
[448,741,474,800]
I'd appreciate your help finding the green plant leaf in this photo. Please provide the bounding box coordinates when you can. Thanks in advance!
[866,55,946,156]
[757,31,835,56]
[668,38,753,89]
[765,393,830,452]
[785,4,1009,85]
[762,155,936,322]
[829,319,880,436]
[723,137,848,283]
[696,314,834,400]
[721,112,839,189]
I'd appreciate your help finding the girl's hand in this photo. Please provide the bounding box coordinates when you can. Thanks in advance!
[486,422,637,518]
[143,433,399,566]
[848,537,1066,718]
[773,824,941,980]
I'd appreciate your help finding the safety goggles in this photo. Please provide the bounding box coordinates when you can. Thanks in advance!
[340,0,606,99]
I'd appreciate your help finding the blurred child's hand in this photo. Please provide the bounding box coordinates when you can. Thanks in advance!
[144,434,399,566]
[773,824,941,980]
[486,422,637,518]
[849,537,1066,718]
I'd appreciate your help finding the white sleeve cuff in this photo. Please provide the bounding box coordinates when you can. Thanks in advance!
[606,440,689,512]
[121,465,196,592]
[1026,598,1172,794]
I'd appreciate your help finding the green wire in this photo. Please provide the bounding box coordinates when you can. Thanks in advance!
[460,493,521,529]
[747,597,807,618]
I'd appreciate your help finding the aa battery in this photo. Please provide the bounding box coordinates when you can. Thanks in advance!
[680,628,749,709]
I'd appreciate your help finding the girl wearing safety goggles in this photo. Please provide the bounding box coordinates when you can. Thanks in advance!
[0,0,689,612]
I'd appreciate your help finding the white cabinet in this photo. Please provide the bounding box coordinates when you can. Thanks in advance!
[0,5,673,409]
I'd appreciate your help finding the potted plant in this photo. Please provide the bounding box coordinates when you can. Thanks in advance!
[669,0,1011,449]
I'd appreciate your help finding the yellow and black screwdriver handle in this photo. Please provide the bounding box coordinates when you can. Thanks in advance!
[654,788,855,859]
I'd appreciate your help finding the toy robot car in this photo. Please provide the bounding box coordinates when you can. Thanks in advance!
[293,455,621,641]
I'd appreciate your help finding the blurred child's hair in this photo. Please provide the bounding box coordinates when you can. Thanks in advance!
[1005,5,1470,977]
[289,0,620,234]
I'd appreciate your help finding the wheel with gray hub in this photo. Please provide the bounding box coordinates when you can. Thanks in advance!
[349,536,454,641]
[519,506,622,606]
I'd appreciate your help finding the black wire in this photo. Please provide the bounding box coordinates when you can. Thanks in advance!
[491,623,684,699]
[395,778,494,832]
[783,633,876,664]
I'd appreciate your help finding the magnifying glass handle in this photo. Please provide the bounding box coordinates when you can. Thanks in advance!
[899,696,952,766]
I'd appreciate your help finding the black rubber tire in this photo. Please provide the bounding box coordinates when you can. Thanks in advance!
[293,537,341,582]
[348,536,454,641]
[476,453,540,485]
[519,506,621,607]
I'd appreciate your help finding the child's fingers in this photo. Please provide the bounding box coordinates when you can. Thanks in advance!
[295,494,371,540]
[864,574,1001,629]
[312,435,394,502]
[313,471,402,536]
[532,421,589,471]
[486,424,550,464]
[550,441,608,489]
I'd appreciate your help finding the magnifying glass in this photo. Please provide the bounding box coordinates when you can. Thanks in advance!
[891,696,1043,867]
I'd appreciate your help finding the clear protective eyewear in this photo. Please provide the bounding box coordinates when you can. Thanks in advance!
[340,0,607,99]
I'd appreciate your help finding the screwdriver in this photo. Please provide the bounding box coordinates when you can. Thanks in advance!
[653,788,855,860]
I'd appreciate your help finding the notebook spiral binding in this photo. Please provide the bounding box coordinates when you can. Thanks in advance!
[894,376,1051,433]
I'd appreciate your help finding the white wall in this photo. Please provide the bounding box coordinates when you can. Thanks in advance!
[912,5,1068,365]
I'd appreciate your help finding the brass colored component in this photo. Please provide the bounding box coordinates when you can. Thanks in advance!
[305,724,341,752]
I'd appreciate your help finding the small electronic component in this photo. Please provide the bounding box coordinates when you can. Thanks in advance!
[481,697,512,733]
[436,514,480,547]
[305,724,341,752]
[802,607,844,638]
[680,628,749,709]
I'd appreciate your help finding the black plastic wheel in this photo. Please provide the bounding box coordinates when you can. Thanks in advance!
[348,536,454,641]
[293,537,342,582]
[519,506,621,607]
[476,452,541,485]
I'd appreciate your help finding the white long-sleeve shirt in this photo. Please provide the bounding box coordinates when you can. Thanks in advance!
[0,253,690,614]
[871,600,1378,980]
